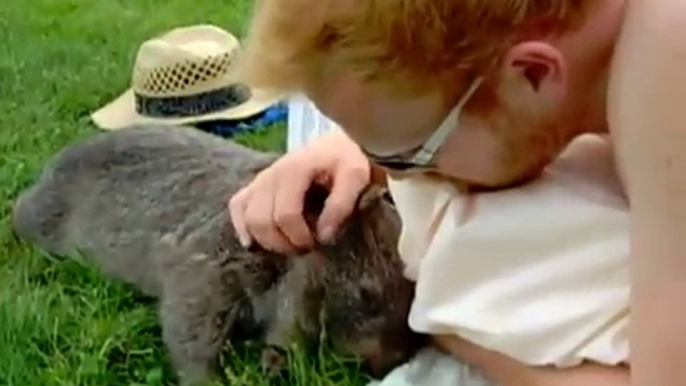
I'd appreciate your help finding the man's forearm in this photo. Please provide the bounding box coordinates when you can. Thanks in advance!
[433,334,537,386]
[432,334,630,386]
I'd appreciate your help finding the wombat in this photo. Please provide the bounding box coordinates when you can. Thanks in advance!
[11,124,425,385]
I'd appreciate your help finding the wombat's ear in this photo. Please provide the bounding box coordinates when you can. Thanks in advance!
[356,184,389,211]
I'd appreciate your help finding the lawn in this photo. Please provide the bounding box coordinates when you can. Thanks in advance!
[0,1,369,385]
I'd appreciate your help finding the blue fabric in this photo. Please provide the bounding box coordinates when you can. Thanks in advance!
[195,102,288,138]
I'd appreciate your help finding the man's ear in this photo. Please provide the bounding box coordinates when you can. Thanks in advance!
[501,41,567,101]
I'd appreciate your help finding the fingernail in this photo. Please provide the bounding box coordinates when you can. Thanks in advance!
[318,227,336,244]
[239,235,251,248]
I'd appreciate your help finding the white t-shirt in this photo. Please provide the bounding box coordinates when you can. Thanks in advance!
[387,134,630,368]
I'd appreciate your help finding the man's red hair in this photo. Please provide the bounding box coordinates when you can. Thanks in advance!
[238,0,588,97]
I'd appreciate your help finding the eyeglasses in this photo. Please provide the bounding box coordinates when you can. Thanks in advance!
[361,76,484,171]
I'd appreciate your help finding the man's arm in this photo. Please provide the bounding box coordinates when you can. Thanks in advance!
[433,335,629,386]
[607,1,686,386]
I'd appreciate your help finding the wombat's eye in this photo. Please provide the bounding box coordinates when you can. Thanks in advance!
[382,191,394,204]
[358,287,382,314]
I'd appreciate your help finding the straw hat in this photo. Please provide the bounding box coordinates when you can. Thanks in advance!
[91,24,283,130]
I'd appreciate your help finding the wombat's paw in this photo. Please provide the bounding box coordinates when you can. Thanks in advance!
[177,367,223,386]
[260,346,287,378]
[176,365,217,386]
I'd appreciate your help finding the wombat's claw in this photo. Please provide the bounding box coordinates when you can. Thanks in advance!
[260,346,287,378]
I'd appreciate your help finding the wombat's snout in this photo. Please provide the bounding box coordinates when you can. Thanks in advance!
[374,346,413,379]
[365,350,408,379]
[346,332,422,379]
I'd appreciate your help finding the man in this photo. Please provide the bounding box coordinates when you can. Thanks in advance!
[229,1,686,385]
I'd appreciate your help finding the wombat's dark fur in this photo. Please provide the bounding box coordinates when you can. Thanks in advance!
[11,124,424,385]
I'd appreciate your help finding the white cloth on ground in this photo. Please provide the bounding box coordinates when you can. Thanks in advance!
[286,93,340,151]
[366,347,494,386]
[366,134,630,386]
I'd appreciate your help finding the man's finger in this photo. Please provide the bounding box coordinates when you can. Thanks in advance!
[243,177,298,255]
[273,165,319,250]
[316,165,370,243]
[228,188,252,247]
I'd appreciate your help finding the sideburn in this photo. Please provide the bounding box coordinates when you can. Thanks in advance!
[475,82,570,189]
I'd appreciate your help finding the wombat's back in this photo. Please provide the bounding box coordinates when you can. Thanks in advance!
[12,124,279,295]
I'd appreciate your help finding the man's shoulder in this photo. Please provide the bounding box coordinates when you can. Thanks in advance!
[629,0,686,31]
[613,0,686,55]
[607,0,686,120]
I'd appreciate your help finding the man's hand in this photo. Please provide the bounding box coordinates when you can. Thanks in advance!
[228,130,371,254]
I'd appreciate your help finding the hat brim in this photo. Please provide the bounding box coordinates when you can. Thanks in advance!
[91,87,284,131]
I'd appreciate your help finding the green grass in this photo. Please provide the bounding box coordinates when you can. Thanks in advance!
[0,1,370,385]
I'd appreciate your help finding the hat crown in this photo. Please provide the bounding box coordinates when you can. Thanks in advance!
[131,24,241,97]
